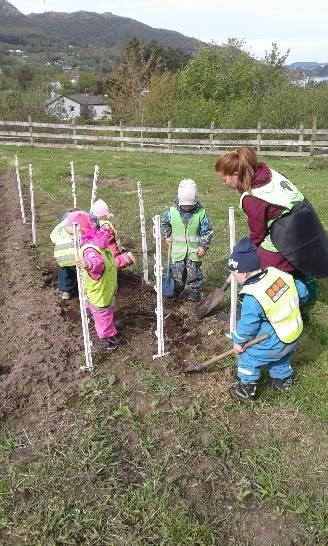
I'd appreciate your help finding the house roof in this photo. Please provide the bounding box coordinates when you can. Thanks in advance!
[65,94,108,106]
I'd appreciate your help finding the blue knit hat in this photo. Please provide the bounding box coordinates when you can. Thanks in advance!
[228,237,261,273]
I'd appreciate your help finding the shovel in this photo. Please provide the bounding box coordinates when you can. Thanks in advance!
[162,243,175,297]
[195,275,231,320]
[184,334,269,373]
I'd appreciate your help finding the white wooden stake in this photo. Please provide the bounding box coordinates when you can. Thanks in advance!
[28,163,36,246]
[153,215,169,360]
[70,161,77,208]
[137,181,149,283]
[73,223,93,372]
[228,206,237,336]
[90,164,99,210]
[14,155,26,223]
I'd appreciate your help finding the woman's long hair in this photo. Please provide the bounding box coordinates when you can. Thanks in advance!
[215,146,259,193]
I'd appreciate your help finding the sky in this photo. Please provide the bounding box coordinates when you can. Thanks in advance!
[12,0,328,63]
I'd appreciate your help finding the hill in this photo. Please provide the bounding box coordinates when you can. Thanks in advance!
[0,1,201,55]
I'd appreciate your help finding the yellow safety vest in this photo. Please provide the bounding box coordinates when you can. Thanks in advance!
[240,170,304,253]
[50,221,75,267]
[170,206,205,262]
[240,267,303,343]
[81,243,117,308]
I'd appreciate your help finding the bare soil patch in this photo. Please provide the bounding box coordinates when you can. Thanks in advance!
[0,173,83,421]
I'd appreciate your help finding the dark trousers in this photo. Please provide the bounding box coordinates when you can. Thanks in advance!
[58,266,78,295]
[171,258,203,293]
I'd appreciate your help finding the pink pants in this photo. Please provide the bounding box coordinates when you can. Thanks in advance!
[86,302,117,339]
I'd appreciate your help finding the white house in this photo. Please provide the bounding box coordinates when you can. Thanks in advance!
[46,94,112,121]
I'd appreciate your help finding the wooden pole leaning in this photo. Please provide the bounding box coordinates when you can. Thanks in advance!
[14,154,26,223]
[73,223,93,372]
[90,164,100,211]
[28,163,36,246]
[228,207,237,336]
[70,161,77,208]
[137,181,149,283]
[153,214,169,360]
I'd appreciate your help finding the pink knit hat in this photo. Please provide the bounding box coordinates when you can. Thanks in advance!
[92,199,110,218]
[65,211,94,232]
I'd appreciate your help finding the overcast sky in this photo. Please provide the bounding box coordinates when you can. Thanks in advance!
[13,0,328,63]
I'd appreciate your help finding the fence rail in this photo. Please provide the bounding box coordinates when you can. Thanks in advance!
[0,116,327,156]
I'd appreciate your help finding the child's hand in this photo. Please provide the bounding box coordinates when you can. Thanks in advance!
[196,247,206,257]
[127,252,136,264]
[233,343,245,353]
[165,236,173,244]
[76,258,88,270]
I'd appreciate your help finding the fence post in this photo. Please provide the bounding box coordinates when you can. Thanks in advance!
[210,121,215,152]
[120,120,124,150]
[28,115,34,145]
[227,207,237,337]
[298,122,304,154]
[73,223,93,372]
[137,181,149,283]
[153,214,169,360]
[14,154,26,223]
[310,115,317,158]
[71,116,77,147]
[167,120,173,152]
[256,120,261,154]
[29,163,36,246]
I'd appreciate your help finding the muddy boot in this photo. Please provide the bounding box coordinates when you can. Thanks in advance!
[187,289,201,302]
[61,291,71,300]
[272,377,292,391]
[228,381,257,404]
[93,336,118,351]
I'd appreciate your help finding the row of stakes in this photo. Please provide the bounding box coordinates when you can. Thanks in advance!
[14,155,237,372]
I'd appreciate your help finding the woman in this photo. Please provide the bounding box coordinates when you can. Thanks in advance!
[215,146,328,279]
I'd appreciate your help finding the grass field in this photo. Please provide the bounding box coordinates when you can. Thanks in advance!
[0,146,327,545]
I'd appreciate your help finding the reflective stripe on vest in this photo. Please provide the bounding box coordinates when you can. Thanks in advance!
[170,206,205,262]
[240,267,303,343]
[81,243,117,308]
[239,170,304,253]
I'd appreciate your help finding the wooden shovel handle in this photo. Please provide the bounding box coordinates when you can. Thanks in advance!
[167,242,172,266]
[221,275,231,292]
[202,334,269,370]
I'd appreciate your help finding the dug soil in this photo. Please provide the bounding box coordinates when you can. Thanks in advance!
[0,172,232,422]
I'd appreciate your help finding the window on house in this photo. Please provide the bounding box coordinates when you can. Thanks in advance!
[70,106,75,112]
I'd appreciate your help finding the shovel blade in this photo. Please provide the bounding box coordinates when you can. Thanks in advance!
[195,288,225,319]
[162,266,175,297]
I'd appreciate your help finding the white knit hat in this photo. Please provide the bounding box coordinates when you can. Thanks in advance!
[92,198,109,218]
[178,179,198,205]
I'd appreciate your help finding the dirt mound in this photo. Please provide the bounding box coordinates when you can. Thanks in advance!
[0,173,83,421]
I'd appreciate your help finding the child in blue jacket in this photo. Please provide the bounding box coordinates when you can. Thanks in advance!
[227,237,308,403]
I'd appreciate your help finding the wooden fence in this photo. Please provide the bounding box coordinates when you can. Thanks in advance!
[0,115,327,157]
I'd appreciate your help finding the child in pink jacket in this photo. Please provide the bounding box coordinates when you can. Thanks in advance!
[65,211,118,351]
[92,199,136,269]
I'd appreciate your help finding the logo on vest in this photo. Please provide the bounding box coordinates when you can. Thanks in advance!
[266,277,289,302]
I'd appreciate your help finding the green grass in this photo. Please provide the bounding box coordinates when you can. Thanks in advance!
[0,147,327,545]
